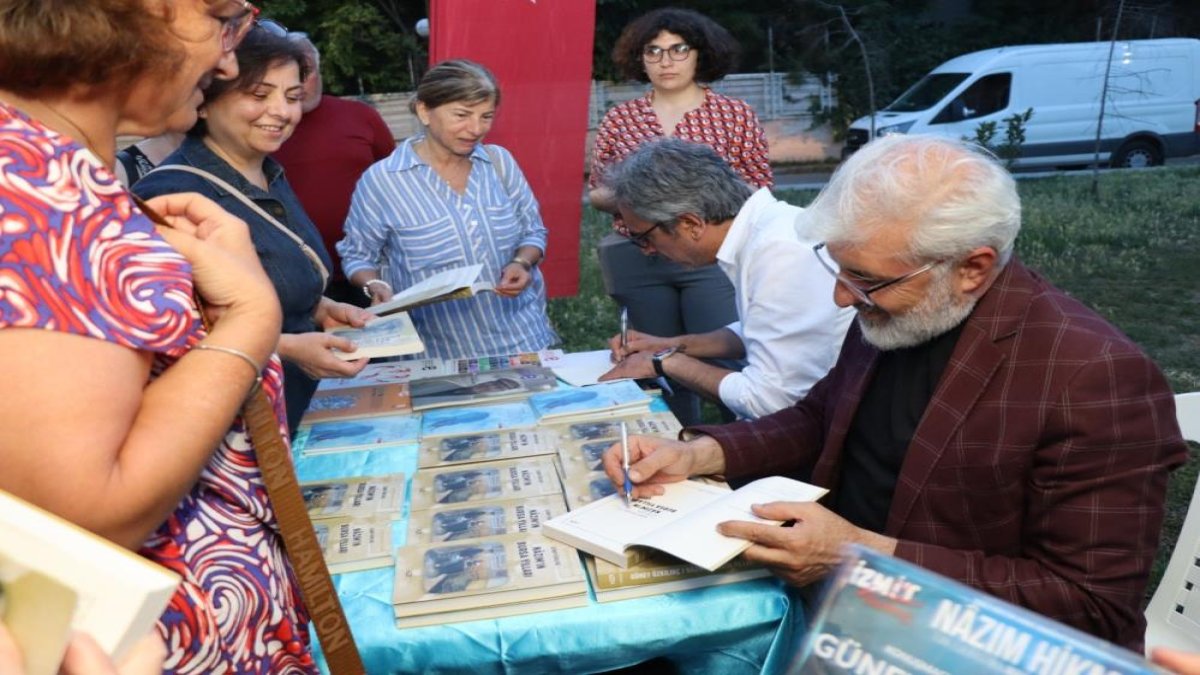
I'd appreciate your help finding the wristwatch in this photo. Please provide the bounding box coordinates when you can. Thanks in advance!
[652,347,678,378]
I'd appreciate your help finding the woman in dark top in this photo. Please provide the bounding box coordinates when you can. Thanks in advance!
[135,26,371,434]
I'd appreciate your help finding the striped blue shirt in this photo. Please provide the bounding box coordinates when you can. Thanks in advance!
[339,137,559,359]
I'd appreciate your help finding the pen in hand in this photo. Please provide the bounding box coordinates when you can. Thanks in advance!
[619,307,629,362]
[621,421,632,506]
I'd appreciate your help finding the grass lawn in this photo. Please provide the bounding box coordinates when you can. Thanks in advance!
[548,165,1200,596]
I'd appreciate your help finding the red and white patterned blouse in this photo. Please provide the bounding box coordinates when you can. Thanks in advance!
[589,88,774,233]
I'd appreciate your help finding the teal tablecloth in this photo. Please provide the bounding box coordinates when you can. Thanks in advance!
[294,425,805,674]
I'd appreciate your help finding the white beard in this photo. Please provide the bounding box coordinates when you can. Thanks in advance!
[856,267,977,351]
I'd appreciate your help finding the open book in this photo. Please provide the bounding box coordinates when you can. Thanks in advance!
[368,264,495,317]
[0,490,180,669]
[542,476,828,571]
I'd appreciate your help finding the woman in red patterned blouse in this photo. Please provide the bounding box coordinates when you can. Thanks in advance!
[589,7,773,425]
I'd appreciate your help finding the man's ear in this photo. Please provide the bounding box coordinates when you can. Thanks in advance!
[675,213,706,240]
[957,246,998,295]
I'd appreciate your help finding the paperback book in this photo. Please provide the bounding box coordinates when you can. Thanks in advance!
[328,312,425,360]
[587,551,769,603]
[319,360,443,392]
[303,382,412,423]
[406,495,570,545]
[417,429,561,468]
[294,415,422,456]
[409,457,563,511]
[0,490,180,666]
[410,366,558,411]
[368,264,495,317]
[313,516,394,574]
[392,532,588,628]
[529,380,651,424]
[299,473,406,521]
[789,545,1157,674]
[559,469,620,510]
[543,475,828,571]
[553,412,683,443]
[419,401,539,440]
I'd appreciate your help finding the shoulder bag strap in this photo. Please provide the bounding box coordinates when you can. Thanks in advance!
[146,164,330,288]
[131,195,364,675]
[484,144,509,194]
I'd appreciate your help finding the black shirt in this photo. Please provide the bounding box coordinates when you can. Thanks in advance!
[833,323,964,532]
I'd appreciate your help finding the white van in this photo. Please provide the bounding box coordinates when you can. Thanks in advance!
[843,38,1200,168]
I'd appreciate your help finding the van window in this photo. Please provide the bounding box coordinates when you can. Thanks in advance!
[884,73,970,112]
[931,73,1012,124]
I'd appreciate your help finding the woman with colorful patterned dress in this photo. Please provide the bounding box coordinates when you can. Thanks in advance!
[0,2,316,673]
[589,8,773,425]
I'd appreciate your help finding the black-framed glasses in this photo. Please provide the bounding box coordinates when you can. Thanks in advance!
[627,221,665,249]
[219,1,259,52]
[642,43,693,64]
[811,242,942,308]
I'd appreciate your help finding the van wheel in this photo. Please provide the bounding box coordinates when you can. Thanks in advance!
[1110,140,1162,169]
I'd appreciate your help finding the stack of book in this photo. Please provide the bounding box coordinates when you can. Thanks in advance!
[393,456,588,627]
[300,474,406,574]
[316,350,565,393]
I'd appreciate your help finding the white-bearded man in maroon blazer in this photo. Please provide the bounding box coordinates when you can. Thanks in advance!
[603,133,1187,650]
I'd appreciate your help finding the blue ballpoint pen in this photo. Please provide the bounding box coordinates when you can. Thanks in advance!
[619,307,629,356]
[620,420,632,506]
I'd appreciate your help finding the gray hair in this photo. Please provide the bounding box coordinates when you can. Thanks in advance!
[808,134,1021,266]
[608,138,753,231]
[410,59,500,114]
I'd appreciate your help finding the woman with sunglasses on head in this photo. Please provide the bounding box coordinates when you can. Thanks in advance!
[589,8,773,425]
[0,1,319,672]
[136,25,373,435]
[338,59,558,359]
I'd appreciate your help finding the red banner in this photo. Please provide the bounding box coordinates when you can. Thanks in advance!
[429,0,596,297]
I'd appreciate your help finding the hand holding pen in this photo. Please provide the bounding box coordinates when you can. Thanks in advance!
[619,306,629,361]
[621,420,632,506]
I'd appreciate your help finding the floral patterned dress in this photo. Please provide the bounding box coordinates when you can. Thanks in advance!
[0,102,316,674]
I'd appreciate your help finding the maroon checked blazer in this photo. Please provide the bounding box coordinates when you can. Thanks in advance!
[696,259,1187,648]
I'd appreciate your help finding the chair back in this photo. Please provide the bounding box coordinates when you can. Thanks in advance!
[1144,392,1200,654]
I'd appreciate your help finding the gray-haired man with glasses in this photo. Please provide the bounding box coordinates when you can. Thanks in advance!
[599,138,853,420]
[604,133,1186,649]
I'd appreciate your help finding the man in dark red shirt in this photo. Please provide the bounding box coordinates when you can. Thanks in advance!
[275,37,396,306]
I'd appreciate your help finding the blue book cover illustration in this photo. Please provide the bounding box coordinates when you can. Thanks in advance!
[295,414,422,455]
[420,402,539,439]
[529,381,650,421]
[789,545,1155,674]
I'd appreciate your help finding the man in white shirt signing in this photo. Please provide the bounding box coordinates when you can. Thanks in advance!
[600,138,853,419]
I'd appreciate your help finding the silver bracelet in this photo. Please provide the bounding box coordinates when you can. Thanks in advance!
[363,278,392,299]
[193,343,263,392]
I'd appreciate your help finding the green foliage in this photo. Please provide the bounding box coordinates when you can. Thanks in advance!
[967,107,1034,167]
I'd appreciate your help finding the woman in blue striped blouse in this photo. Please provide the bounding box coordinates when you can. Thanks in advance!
[338,60,558,359]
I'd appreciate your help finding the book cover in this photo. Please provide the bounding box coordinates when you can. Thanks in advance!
[303,383,412,423]
[406,495,570,545]
[299,474,406,521]
[553,412,683,443]
[587,552,770,603]
[548,349,632,388]
[294,415,422,456]
[313,516,394,574]
[789,545,1156,674]
[329,312,425,360]
[417,429,560,468]
[318,359,443,392]
[410,366,558,411]
[0,490,180,662]
[529,381,651,424]
[440,350,564,376]
[559,469,621,510]
[409,457,563,511]
[543,476,828,571]
[419,402,538,440]
[368,264,495,317]
[391,533,588,621]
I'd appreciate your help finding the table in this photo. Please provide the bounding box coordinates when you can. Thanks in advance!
[295,422,806,674]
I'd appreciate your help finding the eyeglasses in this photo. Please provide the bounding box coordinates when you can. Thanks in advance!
[642,43,693,64]
[811,242,941,308]
[627,221,665,249]
[219,1,259,52]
